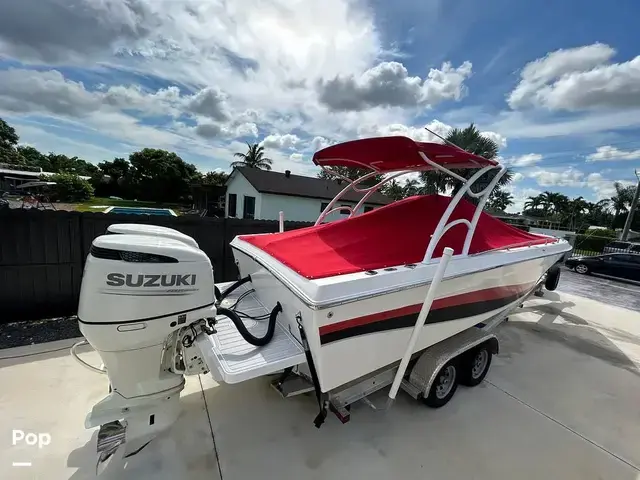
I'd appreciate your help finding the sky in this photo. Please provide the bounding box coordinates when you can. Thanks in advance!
[0,0,639,213]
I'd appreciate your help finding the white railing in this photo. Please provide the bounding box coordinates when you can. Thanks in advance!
[421,156,507,262]
[315,153,507,264]
[387,246,454,405]
[315,168,415,225]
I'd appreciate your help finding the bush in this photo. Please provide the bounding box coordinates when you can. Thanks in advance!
[573,234,617,254]
[42,173,94,201]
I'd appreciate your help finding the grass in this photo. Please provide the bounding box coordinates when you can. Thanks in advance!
[73,197,186,212]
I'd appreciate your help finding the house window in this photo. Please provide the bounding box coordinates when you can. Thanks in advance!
[364,205,374,213]
[339,204,351,215]
[243,195,256,219]
[228,194,237,217]
[320,202,329,213]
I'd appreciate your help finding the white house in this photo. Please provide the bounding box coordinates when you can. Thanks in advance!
[225,167,392,222]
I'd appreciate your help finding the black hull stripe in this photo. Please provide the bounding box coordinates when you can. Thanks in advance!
[320,293,522,345]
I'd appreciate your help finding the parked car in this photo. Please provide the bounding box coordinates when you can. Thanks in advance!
[603,240,640,254]
[565,253,640,281]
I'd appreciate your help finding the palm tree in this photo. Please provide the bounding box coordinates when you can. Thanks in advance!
[231,143,273,170]
[549,192,570,216]
[486,189,514,212]
[418,170,450,195]
[421,124,512,199]
[538,191,555,216]
[609,181,634,228]
[382,179,404,200]
[564,196,589,230]
[402,178,421,197]
[524,196,542,212]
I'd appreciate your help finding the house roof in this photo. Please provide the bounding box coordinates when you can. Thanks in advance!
[233,167,392,205]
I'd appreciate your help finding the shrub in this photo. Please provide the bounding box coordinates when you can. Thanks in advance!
[42,173,94,201]
[573,234,617,254]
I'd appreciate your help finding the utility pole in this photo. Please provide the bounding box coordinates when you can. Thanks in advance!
[621,169,640,241]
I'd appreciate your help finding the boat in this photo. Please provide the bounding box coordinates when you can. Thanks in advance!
[74,134,571,469]
[229,135,571,392]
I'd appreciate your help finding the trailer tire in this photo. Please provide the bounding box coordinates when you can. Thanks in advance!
[545,266,561,291]
[421,360,459,408]
[459,345,492,387]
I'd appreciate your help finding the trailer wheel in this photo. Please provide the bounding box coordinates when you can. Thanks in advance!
[459,346,492,387]
[422,360,459,408]
[545,266,561,291]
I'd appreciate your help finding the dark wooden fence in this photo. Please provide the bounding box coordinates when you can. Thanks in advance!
[0,208,312,322]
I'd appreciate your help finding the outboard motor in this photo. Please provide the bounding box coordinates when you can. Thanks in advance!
[106,223,199,249]
[77,233,216,468]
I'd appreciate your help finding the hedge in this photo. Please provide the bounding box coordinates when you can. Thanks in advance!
[572,234,616,253]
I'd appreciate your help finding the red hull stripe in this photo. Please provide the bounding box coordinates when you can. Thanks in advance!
[319,282,536,337]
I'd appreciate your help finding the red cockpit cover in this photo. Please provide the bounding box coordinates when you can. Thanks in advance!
[239,195,553,279]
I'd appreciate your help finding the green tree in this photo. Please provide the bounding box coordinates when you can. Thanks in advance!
[43,153,98,176]
[17,145,48,169]
[0,118,19,148]
[128,148,199,202]
[98,157,130,181]
[402,178,421,197]
[0,118,24,164]
[524,195,543,212]
[231,143,273,170]
[43,172,94,201]
[421,124,512,202]
[563,196,590,230]
[610,182,635,228]
[317,165,386,187]
[94,157,131,197]
[382,179,404,200]
[201,170,229,186]
[486,189,514,212]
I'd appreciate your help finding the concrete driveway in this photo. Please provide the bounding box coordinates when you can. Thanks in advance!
[1,291,639,480]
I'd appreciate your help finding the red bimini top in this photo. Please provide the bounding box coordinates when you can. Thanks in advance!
[238,195,554,280]
[312,136,498,173]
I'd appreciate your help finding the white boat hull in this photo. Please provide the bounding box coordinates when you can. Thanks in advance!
[232,245,566,392]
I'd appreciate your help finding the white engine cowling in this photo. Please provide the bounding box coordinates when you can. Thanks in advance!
[106,223,199,249]
[78,233,216,462]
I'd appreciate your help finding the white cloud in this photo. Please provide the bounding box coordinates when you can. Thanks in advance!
[357,119,453,142]
[480,131,507,148]
[527,167,585,187]
[512,172,524,182]
[485,108,640,140]
[586,145,640,162]
[10,120,130,162]
[261,133,301,150]
[586,173,635,200]
[318,61,473,111]
[508,43,640,111]
[504,186,542,213]
[234,122,259,138]
[185,87,230,121]
[191,121,258,140]
[289,153,304,162]
[503,153,543,167]
[311,136,332,151]
[0,0,154,64]
[522,167,634,202]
